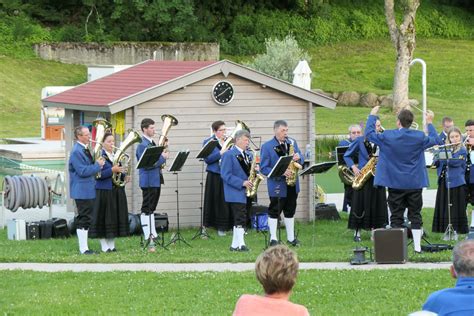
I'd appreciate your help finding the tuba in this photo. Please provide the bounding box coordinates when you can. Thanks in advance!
[352,157,377,190]
[92,118,112,162]
[112,129,142,187]
[286,138,303,187]
[338,165,354,185]
[222,120,250,150]
[246,149,264,198]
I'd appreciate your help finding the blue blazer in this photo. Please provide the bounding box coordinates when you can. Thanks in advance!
[203,135,222,174]
[435,147,467,189]
[260,137,304,198]
[220,146,252,203]
[338,138,352,147]
[95,150,114,190]
[365,115,439,189]
[343,136,370,169]
[467,146,474,184]
[135,137,166,188]
[68,142,101,199]
[438,131,448,145]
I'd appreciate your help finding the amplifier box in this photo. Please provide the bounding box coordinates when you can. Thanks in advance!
[374,228,407,264]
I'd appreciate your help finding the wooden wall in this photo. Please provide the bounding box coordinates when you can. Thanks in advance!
[124,73,315,227]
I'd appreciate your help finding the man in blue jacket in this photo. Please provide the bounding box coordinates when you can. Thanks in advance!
[365,106,438,253]
[438,116,454,144]
[422,239,474,315]
[221,130,253,252]
[260,120,304,247]
[69,126,104,254]
[135,118,168,252]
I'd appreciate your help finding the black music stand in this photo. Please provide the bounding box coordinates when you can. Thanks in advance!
[301,161,337,246]
[437,148,459,241]
[267,156,294,245]
[192,139,219,240]
[165,150,191,248]
[335,146,350,166]
[136,145,165,251]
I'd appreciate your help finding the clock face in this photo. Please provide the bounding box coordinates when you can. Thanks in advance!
[212,81,234,105]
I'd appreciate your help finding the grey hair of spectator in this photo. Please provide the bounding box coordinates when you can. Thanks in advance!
[348,124,361,132]
[452,239,474,277]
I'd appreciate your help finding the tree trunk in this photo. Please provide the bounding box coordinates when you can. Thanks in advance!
[384,0,420,112]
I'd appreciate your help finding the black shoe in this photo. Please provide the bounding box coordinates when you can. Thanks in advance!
[229,246,239,252]
[353,236,361,242]
[81,250,96,255]
[287,239,301,247]
[106,248,117,253]
[269,239,279,247]
[239,245,250,252]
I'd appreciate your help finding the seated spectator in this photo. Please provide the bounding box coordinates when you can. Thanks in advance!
[233,245,309,316]
[422,239,474,315]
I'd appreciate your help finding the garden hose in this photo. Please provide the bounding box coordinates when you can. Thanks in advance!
[2,175,50,212]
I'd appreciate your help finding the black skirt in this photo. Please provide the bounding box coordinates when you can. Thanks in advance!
[348,177,388,230]
[90,187,130,238]
[203,172,232,231]
[432,179,468,234]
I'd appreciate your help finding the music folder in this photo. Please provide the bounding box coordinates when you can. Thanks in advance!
[169,150,190,172]
[136,146,164,169]
[267,156,293,179]
[300,161,337,176]
[196,139,218,159]
[335,146,351,166]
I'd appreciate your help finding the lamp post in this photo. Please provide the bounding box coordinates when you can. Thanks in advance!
[409,58,427,132]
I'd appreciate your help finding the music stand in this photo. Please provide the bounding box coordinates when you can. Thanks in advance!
[136,145,165,251]
[165,150,191,247]
[267,156,294,245]
[437,148,459,241]
[301,161,337,246]
[192,139,219,240]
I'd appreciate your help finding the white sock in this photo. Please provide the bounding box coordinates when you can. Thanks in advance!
[284,217,295,242]
[99,239,109,252]
[268,218,278,241]
[354,230,361,237]
[470,210,474,228]
[140,214,150,240]
[106,238,115,250]
[76,229,89,253]
[231,226,239,248]
[237,226,246,247]
[150,213,157,238]
[412,229,422,252]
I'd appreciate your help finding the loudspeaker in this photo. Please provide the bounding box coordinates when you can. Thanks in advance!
[315,203,340,220]
[155,213,169,233]
[374,228,407,264]
[26,222,40,240]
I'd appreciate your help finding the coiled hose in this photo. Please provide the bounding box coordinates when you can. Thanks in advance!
[3,175,50,212]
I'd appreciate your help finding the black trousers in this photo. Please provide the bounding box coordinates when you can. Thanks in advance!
[268,186,298,219]
[467,183,474,206]
[342,184,353,212]
[387,188,423,229]
[141,187,161,215]
[75,199,94,230]
[229,201,251,227]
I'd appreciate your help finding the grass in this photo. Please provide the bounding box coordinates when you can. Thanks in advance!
[0,56,86,138]
[0,269,453,315]
[0,208,463,264]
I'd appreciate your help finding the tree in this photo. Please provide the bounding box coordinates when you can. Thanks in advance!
[246,34,311,83]
[384,0,420,111]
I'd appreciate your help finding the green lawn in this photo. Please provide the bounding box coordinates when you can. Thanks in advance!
[0,208,462,264]
[0,269,453,315]
[0,56,86,138]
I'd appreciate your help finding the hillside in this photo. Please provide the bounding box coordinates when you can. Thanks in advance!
[1,38,472,138]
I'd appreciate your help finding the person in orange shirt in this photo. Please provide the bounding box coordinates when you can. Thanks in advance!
[233,245,309,316]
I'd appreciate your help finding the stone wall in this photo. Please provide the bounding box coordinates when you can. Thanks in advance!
[313,89,419,108]
[34,42,219,65]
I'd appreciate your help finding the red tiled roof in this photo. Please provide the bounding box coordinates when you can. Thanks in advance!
[44,60,217,107]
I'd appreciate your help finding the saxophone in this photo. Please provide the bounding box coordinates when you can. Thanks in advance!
[352,156,377,190]
[246,149,264,198]
[286,139,303,187]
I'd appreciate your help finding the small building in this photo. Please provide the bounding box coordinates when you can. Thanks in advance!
[42,60,336,227]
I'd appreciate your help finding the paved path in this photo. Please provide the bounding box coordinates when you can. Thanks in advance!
[0,262,451,272]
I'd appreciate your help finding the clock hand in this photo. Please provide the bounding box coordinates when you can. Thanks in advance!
[217,87,230,97]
